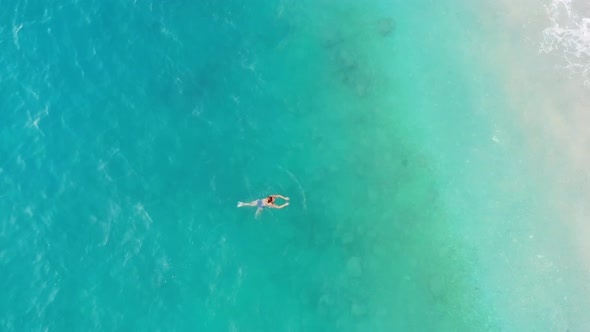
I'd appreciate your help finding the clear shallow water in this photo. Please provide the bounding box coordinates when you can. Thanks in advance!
[1,0,590,331]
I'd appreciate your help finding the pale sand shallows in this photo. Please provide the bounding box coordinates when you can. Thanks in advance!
[492,0,590,266]
[449,0,590,330]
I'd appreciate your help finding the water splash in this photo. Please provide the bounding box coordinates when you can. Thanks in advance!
[541,0,590,87]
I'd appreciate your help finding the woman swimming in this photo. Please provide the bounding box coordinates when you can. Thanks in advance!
[237,194,290,217]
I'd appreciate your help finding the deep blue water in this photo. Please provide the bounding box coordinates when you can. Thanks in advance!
[2,1,415,330]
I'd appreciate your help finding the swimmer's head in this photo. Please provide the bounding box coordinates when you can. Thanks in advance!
[267,196,274,203]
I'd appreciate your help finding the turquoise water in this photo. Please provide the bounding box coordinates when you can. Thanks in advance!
[2,0,590,331]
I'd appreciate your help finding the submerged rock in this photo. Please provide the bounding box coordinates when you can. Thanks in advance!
[378,17,396,37]
[429,275,444,300]
[336,49,357,70]
[346,256,363,278]
[351,302,367,316]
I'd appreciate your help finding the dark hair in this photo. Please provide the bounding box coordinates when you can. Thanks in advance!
[267,196,274,203]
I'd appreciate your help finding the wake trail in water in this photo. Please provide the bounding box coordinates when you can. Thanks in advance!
[278,166,307,212]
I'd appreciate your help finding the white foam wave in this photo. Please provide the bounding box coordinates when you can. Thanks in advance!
[541,0,590,87]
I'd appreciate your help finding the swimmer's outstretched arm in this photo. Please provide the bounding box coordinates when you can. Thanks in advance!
[271,195,289,200]
[272,202,289,209]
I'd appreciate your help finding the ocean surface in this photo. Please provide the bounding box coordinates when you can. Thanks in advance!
[2,0,590,331]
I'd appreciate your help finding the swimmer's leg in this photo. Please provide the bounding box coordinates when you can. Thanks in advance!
[255,207,263,218]
[238,200,258,208]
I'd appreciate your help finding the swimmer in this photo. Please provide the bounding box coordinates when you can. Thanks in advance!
[237,195,290,217]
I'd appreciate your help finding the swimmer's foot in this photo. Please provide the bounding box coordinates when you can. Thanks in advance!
[237,202,244,207]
